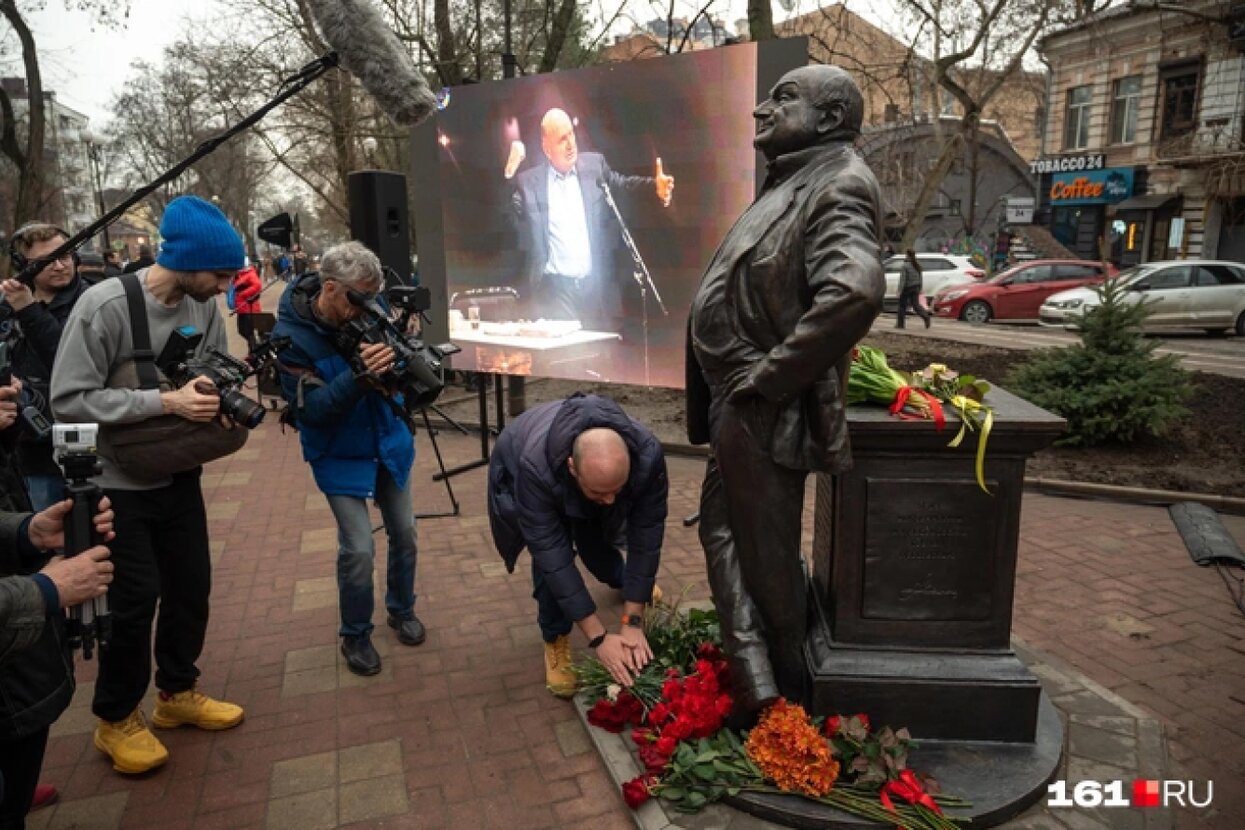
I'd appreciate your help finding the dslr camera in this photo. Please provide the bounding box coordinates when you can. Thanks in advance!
[332,284,459,412]
[157,327,289,429]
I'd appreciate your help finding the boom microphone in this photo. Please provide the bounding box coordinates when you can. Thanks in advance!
[303,0,437,127]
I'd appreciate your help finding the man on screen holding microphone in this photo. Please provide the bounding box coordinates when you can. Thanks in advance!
[507,108,673,330]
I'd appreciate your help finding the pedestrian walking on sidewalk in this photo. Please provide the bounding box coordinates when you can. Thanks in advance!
[896,249,931,330]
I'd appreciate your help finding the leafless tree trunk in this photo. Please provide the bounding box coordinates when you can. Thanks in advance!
[748,0,774,41]
[0,0,46,228]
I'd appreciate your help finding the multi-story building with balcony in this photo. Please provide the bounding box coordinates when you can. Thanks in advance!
[1,77,95,237]
[1036,1,1245,264]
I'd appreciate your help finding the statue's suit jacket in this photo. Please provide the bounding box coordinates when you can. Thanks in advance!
[686,141,884,473]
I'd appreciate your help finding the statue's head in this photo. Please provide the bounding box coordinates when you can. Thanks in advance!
[752,65,864,161]
[540,108,578,175]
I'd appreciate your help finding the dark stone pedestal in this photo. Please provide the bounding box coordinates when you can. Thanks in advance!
[808,386,1064,742]
[729,386,1067,828]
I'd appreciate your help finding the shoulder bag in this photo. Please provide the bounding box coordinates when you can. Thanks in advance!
[95,274,247,481]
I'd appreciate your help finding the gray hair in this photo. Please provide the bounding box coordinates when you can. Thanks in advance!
[320,241,382,288]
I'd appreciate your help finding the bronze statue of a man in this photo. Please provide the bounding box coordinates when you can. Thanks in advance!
[686,64,884,714]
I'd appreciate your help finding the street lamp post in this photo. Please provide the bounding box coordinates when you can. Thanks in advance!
[81,131,111,251]
[362,136,379,168]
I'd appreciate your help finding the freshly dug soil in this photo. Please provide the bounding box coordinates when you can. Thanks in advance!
[436,331,1245,498]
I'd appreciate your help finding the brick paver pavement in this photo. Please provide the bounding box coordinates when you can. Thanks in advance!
[26,402,1244,830]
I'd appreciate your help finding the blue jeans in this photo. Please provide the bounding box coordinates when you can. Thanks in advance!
[25,474,64,511]
[532,520,625,642]
[325,466,417,638]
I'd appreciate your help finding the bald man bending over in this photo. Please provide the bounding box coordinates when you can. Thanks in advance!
[508,107,673,329]
[487,394,667,697]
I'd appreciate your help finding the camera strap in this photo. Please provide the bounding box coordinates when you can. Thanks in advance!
[118,273,160,391]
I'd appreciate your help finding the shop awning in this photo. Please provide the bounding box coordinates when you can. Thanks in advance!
[1113,193,1181,211]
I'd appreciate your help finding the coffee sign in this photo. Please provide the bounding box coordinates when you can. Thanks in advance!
[1048,167,1134,205]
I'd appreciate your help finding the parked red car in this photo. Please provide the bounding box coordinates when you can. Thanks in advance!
[930,259,1119,323]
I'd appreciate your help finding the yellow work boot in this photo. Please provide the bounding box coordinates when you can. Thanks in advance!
[94,709,169,774]
[543,635,578,699]
[151,688,244,731]
[650,584,663,605]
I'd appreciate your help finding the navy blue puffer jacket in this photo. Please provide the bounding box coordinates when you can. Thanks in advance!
[487,394,667,623]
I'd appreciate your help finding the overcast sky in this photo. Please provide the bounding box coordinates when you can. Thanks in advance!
[12,0,891,130]
[15,0,223,126]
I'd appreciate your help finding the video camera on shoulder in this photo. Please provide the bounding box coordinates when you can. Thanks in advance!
[157,327,290,429]
[332,283,459,412]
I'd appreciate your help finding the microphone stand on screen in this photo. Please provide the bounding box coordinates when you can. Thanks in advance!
[598,180,668,387]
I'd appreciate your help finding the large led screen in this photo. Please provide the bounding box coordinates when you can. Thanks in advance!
[413,39,808,389]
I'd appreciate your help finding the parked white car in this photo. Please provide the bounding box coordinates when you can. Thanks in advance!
[1039,260,1245,335]
[882,254,985,308]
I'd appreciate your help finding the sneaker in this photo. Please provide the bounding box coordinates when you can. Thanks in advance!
[341,633,382,676]
[31,784,58,810]
[543,635,578,698]
[387,613,426,646]
[151,688,244,731]
[94,709,169,774]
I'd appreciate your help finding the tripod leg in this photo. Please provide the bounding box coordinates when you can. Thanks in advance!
[433,377,491,480]
[426,403,470,435]
[417,409,460,518]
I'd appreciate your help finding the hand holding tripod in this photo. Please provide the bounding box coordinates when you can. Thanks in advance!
[53,425,111,660]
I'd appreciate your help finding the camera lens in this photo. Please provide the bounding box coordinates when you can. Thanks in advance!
[220,389,266,429]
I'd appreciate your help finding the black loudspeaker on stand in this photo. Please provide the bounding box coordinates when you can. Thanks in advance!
[349,171,411,291]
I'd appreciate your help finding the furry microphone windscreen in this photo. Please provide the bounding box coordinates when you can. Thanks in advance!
[304,0,437,127]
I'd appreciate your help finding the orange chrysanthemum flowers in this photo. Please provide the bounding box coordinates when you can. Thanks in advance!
[745,699,840,797]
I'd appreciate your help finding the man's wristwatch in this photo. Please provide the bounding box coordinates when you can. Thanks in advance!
[621,614,643,628]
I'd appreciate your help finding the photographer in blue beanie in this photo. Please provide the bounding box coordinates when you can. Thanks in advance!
[51,196,246,776]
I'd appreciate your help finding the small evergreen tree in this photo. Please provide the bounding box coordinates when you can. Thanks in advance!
[1006,275,1192,446]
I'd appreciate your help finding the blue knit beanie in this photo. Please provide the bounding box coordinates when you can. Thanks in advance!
[156,196,245,272]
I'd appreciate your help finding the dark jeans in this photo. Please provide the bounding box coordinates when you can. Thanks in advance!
[896,287,930,328]
[0,726,48,830]
[532,520,625,642]
[22,475,61,512]
[323,465,417,638]
[93,471,211,721]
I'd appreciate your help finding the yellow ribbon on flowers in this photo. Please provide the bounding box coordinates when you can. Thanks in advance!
[945,395,994,493]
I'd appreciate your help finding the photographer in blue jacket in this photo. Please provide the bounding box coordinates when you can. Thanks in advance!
[272,241,424,677]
